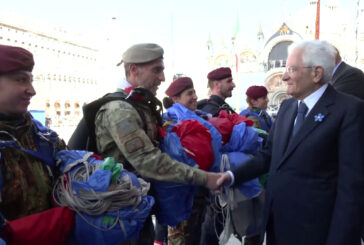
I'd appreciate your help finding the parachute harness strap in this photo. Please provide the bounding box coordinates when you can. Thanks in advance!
[216,154,236,244]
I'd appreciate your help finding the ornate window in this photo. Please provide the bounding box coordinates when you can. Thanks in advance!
[214,54,229,67]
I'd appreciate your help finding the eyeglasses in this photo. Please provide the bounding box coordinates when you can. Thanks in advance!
[285,66,313,73]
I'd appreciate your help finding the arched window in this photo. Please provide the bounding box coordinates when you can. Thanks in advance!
[267,41,292,70]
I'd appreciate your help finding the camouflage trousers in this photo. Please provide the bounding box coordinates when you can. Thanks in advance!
[168,220,188,245]
[167,188,209,245]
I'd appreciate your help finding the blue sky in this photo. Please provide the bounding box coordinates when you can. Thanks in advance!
[2,0,359,43]
[1,0,361,85]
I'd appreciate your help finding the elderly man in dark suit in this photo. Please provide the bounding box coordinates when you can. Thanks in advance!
[331,48,364,100]
[216,40,364,245]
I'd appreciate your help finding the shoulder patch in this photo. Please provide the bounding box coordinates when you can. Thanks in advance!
[125,137,145,153]
[117,118,138,137]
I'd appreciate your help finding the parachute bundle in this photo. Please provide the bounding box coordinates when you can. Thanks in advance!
[156,103,223,227]
[157,103,263,229]
[53,150,154,245]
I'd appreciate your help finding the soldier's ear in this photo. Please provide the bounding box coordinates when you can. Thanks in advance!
[213,80,220,89]
[129,64,138,75]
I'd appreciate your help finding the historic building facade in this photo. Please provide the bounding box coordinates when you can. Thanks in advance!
[207,0,364,115]
[0,15,102,128]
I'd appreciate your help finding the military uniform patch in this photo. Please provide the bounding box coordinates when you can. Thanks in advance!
[125,137,145,153]
[117,118,138,137]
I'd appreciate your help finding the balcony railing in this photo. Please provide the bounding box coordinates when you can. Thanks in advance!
[264,59,286,71]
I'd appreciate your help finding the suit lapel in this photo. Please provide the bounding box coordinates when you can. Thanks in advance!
[277,100,298,157]
[277,85,336,169]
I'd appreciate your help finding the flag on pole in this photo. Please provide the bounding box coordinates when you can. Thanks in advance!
[233,1,240,73]
[315,0,320,40]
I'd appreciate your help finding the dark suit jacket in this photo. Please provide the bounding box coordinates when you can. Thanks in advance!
[331,61,364,100]
[233,85,364,245]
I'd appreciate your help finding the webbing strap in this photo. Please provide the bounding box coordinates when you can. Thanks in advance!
[0,133,54,168]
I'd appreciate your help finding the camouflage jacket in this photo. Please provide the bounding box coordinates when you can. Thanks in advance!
[0,113,65,220]
[95,89,207,186]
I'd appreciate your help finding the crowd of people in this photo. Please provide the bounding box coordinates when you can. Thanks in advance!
[0,39,363,245]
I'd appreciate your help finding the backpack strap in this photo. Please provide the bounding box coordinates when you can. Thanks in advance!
[81,92,129,153]
[197,99,208,110]
[197,98,235,116]
[68,90,151,153]
[197,98,221,110]
[31,119,59,169]
[0,122,56,169]
[240,109,260,118]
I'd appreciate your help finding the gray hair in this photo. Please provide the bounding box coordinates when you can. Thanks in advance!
[124,63,131,78]
[288,40,336,83]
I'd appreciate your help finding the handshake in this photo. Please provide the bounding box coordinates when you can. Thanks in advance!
[205,172,233,194]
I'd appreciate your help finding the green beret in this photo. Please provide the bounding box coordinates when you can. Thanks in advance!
[117,43,164,66]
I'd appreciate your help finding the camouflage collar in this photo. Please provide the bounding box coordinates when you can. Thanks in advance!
[0,113,32,139]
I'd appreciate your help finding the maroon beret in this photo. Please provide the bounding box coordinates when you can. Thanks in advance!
[207,67,232,80]
[165,77,194,97]
[246,86,268,99]
[0,44,34,74]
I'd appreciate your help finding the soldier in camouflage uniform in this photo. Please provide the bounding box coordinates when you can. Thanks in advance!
[0,45,66,221]
[94,43,221,245]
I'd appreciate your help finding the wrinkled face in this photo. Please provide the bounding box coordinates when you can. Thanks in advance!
[251,95,269,110]
[173,88,198,110]
[0,71,36,115]
[282,48,316,100]
[135,59,165,95]
[218,77,235,98]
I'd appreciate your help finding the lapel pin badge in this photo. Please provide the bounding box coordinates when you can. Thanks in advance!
[314,113,325,122]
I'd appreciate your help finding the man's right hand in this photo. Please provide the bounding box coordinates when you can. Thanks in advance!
[205,172,222,193]
[209,172,232,195]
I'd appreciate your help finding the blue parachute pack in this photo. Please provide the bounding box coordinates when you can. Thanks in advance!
[222,122,263,198]
[55,150,154,245]
[155,103,264,227]
[163,103,222,171]
[0,117,154,244]
[153,132,198,226]
[154,103,222,226]
[240,108,272,132]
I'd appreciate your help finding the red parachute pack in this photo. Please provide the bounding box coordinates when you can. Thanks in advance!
[1,207,75,245]
[171,120,214,171]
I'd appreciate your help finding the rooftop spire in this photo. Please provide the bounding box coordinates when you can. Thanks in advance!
[257,24,264,40]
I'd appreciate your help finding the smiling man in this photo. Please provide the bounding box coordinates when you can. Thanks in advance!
[91,43,221,245]
[0,70,35,114]
[216,40,364,245]
[197,67,236,116]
